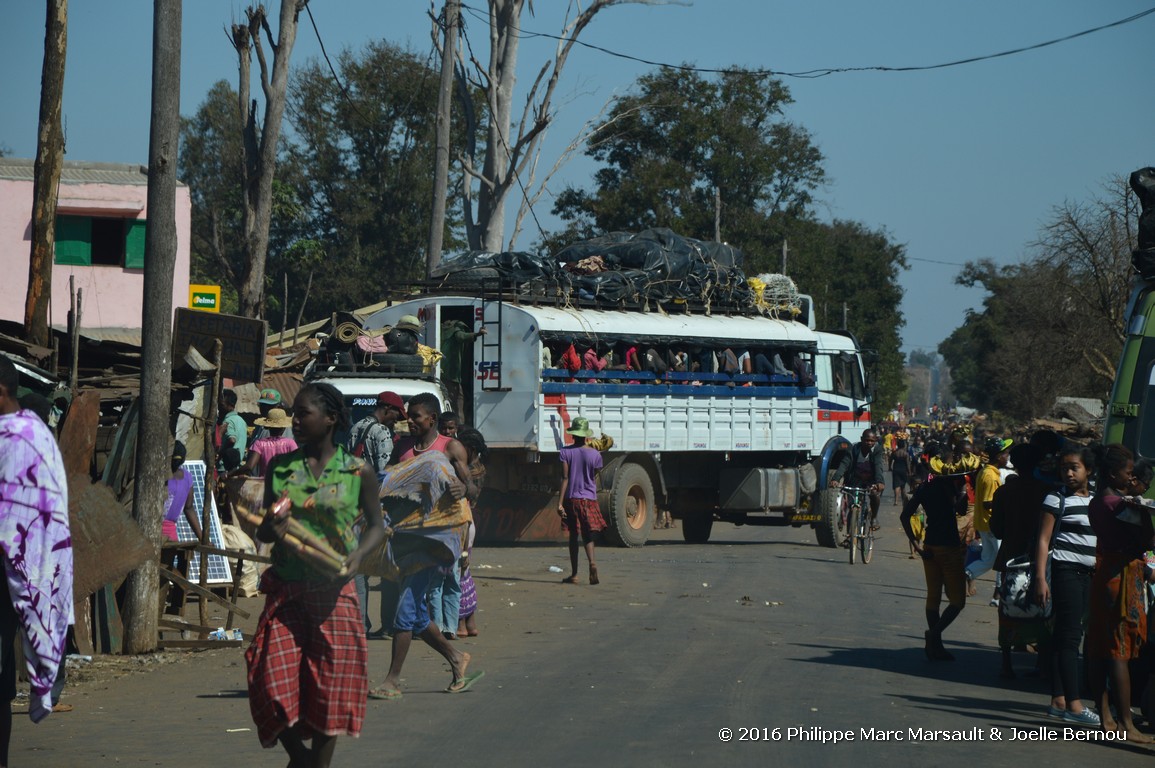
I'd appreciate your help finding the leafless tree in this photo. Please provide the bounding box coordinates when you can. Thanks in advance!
[1032,174,1138,383]
[452,0,669,252]
[23,0,67,347]
[230,1,307,319]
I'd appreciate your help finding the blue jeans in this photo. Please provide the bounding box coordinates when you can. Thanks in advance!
[427,566,462,635]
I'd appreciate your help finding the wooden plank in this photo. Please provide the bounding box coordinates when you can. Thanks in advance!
[159,564,250,619]
[58,390,101,476]
[195,544,272,564]
[72,596,93,656]
[158,618,220,634]
[157,639,243,649]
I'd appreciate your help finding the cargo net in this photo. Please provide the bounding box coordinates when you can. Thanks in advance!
[748,273,802,319]
[431,228,796,316]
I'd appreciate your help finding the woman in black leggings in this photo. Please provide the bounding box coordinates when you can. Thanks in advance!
[1033,446,1099,725]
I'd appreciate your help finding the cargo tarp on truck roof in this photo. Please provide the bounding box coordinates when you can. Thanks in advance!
[432,228,755,310]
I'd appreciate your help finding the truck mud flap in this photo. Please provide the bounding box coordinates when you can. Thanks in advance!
[473,489,566,543]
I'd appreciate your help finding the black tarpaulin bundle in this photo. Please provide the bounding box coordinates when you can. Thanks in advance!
[433,228,754,309]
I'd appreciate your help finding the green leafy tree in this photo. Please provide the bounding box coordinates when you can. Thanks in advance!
[179,80,245,314]
[552,66,824,257]
[284,40,463,310]
[781,218,908,410]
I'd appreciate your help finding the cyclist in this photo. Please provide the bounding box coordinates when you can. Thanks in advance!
[830,428,887,532]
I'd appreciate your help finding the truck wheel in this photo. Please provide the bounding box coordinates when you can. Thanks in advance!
[604,463,654,547]
[367,353,424,373]
[681,513,714,544]
[813,487,840,549]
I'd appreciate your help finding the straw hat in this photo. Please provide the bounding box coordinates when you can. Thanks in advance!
[254,407,293,429]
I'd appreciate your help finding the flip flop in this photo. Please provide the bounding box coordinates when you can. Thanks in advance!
[561,576,580,584]
[368,687,402,701]
[446,670,485,694]
[52,703,74,713]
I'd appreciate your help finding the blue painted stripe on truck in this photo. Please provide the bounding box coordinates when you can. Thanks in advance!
[541,382,818,398]
[817,398,850,411]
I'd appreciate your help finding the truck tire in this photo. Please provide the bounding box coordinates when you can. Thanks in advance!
[365,353,424,373]
[604,463,654,547]
[813,487,840,549]
[681,512,714,544]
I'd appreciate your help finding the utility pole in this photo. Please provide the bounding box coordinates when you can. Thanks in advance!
[24,0,68,347]
[780,240,788,274]
[123,0,182,654]
[426,0,458,277]
[714,186,721,242]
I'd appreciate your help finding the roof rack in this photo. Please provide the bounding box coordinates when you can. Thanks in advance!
[388,279,791,319]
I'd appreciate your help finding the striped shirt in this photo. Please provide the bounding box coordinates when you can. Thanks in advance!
[1043,490,1096,568]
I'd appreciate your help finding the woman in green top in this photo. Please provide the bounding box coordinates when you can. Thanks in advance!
[245,382,385,768]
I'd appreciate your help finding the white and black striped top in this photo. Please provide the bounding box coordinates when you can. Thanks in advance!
[1043,490,1096,568]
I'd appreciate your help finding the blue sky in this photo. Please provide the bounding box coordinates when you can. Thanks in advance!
[3,1,1152,356]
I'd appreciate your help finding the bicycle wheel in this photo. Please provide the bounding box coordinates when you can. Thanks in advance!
[860,515,875,564]
[848,505,859,564]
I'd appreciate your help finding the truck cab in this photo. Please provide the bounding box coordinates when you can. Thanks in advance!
[1105,281,1155,459]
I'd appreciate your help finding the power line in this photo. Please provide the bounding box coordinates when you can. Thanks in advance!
[459,4,1155,79]
[907,256,969,267]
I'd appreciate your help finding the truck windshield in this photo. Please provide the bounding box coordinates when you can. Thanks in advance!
[830,352,865,399]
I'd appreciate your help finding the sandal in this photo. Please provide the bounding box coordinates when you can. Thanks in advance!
[446,670,485,694]
[368,687,402,701]
[561,575,580,584]
[589,564,600,585]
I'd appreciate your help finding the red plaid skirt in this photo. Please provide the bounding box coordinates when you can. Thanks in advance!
[562,497,607,538]
[245,571,367,747]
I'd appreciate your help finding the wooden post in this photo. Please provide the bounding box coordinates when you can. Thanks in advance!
[200,338,222,633]
[69,285,81,392]
[122,0,182,655]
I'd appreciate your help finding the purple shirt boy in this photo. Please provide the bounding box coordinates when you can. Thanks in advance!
[560,444,603,500]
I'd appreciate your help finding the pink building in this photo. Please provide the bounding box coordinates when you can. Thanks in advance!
[0,157,191,342]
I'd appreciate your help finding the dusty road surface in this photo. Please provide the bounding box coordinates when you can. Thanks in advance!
[14,517,1155,767]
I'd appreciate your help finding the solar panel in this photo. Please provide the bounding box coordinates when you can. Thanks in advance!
[176,460,233,585]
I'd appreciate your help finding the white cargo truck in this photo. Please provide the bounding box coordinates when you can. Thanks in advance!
[312,291,872,547]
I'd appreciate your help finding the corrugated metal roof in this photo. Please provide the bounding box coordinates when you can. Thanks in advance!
[57,327,144,347]
[0,157,186,187]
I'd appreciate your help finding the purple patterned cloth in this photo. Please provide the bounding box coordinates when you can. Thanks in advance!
[459,568,477,618]
[0,409,73,723]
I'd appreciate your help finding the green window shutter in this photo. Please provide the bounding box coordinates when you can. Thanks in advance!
[124,219,147,269]
[54,216,92,266]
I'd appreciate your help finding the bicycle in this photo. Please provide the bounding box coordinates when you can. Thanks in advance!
[840,486,875,564]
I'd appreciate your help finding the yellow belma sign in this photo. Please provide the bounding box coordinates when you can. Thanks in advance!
[189,284,221,313]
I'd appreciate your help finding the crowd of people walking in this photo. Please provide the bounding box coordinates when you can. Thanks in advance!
[890,418,1155,741]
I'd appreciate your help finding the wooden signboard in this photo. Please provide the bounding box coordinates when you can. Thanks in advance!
[172,307,267,384]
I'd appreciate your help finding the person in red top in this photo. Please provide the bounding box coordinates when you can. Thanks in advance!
[372,393,480,700]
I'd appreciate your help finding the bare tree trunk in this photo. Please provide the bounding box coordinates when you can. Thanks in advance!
[466,1,652,251]
[427,0,459,276]
[232,1,307,319]
[292,269,313,346]
[123,0,182,655]
[475,0,521,252]
[23,0,67,347]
